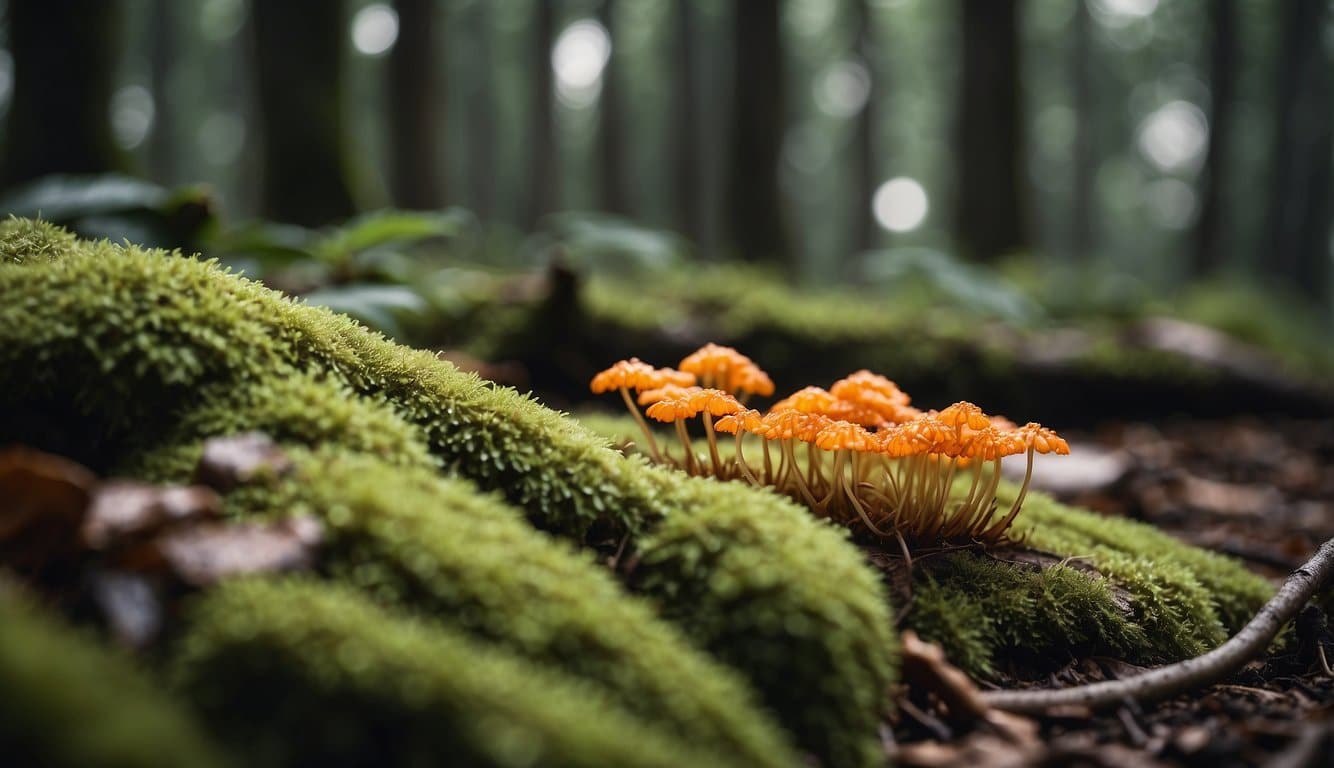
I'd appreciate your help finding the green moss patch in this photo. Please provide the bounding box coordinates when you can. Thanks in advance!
[174,578,750,768]
[0,582,226,768]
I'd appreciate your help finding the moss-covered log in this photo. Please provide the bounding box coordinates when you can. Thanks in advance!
[173,578,747,768]
[0,583,227,768]
[0,219,896,766]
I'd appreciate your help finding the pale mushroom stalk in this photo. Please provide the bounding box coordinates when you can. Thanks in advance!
[619,387,663,462]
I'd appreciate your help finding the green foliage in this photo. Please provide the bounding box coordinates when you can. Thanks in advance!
[0,175,218,250]
[0,221,897,767]
[0,582,227,768]
[174,578,749,768]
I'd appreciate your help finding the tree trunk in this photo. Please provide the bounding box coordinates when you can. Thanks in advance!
[466,1,496,223]
[251,0,357,227]
[725,0,790,266]
[852,0,879,255]
[387,0,444,210]
[953,0,1028,263]
[1192,0,1238,277]
[1264,0,1332,304]
[2,0,122,187]
[671,0,703,250]
[596,0,629,215]
[1069,0,1094,262]
[148,0,177,185]
[523,0,559,231]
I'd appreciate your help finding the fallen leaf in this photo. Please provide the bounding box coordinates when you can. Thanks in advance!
[82,482,222,549]
[0,446,96,568]
[152,516,322,587]
[193,432,294,492]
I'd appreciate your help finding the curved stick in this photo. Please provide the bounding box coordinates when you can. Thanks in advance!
[983,538,1334,714]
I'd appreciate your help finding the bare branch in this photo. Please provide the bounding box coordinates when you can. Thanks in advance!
[982,537,1334,714]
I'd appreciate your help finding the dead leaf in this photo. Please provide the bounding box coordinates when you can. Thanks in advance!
[0,446,96,568]
[899,630,1039,746]
[82,482,222,549]
[193,432,294,492]
[90,570,162,650]
[152,516,322,587]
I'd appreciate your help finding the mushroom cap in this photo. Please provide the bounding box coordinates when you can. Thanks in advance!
[693,388,744,417]
[591,358,697,394]
[771,386,838,415]
[679,343,773,396]
[890,416,958,456]
[758,410,830,442]
[714,408,765,435]
[937,401,991,431]
[638,384,701,406]
[960,426,1026,461]
[1014,423,1070,455]
[814,420,874,452]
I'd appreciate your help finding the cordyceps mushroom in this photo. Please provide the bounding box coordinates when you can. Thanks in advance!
[830,370,919,426]
[644,387,742,476]
[813,420,888,537]
[679,343,775,402]
[714,408,765,484]
[590,358,696,462]
[980,423,1069,541]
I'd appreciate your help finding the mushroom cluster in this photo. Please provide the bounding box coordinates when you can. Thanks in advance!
[592,344,1069,548]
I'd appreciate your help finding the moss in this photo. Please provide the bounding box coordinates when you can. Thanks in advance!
[173,578,750,768]
[213,448,799,767]
[631,472,898,768]
[123,372,437,481]
[0,582,227,768]
[0,216,79,265]
[0,224,896,766]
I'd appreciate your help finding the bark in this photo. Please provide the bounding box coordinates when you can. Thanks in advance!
[2,0,123,186]
[671,0,704,248]
[466,1,496,222]
[596,0,629,215]
[251,0,357,226]
[1263,0,1332,304]
[148,0,177,185]
[725,0,790,266]
[523,0,559,230]
[954,0,1028,263]
[983,538,1334,713]
[387,0,444,209]
[852,0,879,254]
[1070,0,1094,261]
[1191,0,1238,277]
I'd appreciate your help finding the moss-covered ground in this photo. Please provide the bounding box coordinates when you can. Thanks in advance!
[0,219,1282,766]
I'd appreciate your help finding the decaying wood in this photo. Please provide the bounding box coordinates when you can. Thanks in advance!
[983,537,1334,714]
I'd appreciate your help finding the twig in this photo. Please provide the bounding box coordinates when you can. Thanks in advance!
[983,537,1334,714]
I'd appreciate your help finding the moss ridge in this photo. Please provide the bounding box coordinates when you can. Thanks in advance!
[174,578,750,768]
[0,583,227,768]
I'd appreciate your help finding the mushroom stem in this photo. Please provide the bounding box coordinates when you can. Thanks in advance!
[619,387,662,462]
[674,419,698,474]
[984,449,1035,540]
[734,430,760,485]
[701,413,724,477]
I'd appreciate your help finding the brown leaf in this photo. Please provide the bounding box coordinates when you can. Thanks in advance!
[193,432,294,493]
[899,630,1039,746]
[82,482,222,549]
[0,446,96,568]
[152,517,322,587]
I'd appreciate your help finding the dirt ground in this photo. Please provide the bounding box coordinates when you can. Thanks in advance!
[887,417,1334,768]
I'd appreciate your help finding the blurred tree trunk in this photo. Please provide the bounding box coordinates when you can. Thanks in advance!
[671,0,704,250]
[725,0,790,266]
[1264,0,1332,304]
[523,0,558,231]
[251,0,356,226]
[2,0,122,187]
[852,0,879,254]
[148,0,177,185]
[387,0,444,209]
[597,0,628,215]
[1191,0,1237,277]
[953,0,1028,263]
[1070,0,1094,261]
[466,1,496,222]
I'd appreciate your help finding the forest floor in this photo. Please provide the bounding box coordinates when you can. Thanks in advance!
[886,416,1334,768]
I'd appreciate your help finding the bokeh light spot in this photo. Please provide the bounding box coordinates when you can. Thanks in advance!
[553,19,611,109]
[873,177,929,233]
[352,4,399,57]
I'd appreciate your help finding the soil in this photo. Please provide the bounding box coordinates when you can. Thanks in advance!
[885,417,1334,767]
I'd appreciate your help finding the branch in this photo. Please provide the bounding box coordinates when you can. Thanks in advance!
[982,537,1334,714]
